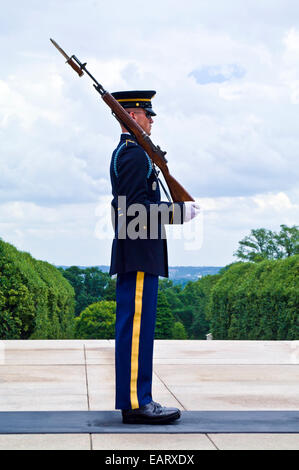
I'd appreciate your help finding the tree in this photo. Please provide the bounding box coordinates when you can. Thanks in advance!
[187,275,219,339]
[102,277,116,301]
[158,279,174,291]
[234,225,299,262]
[155,291,175,339]
[75,300,116,339]
[234,228,277,262]
[274,224,299,258]
[157,275,218,339]
[172,321,188,339]
[59,266,112,315]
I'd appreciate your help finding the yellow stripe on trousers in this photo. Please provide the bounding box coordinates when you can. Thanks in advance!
[130,271,145,409]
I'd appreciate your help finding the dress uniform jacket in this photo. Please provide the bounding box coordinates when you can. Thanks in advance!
[109,134,185,278]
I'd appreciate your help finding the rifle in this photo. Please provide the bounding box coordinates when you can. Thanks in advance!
[50,39,194,203]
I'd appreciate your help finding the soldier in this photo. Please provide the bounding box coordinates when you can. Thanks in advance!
[109,90,200,424]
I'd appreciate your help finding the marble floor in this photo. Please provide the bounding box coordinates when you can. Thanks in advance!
[0,339,298,450]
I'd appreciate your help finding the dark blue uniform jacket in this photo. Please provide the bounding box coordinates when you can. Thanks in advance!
[109,134,185,277]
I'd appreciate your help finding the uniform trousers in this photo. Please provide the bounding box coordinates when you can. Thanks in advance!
[115,271,159,410]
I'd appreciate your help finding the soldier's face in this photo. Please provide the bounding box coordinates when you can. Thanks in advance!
[130,110,153,135]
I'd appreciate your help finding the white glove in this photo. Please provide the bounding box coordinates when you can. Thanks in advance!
[184,201,200,223]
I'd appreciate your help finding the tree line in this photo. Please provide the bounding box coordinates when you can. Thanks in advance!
[0,224,298,340]
[209,256,298,339]
[0,239,75,339]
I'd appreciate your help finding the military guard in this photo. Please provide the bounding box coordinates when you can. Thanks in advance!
[109,90,199,424]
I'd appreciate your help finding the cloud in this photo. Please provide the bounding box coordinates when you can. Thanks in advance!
[189,64,245,85]
[0,200,110,266]
[166,189,299,266]
[1,189,297,267]
[1,0,299,266]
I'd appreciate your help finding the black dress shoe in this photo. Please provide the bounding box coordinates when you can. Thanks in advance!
[122,401,181,424]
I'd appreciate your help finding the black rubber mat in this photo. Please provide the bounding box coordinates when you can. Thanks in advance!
[0,410,299,434]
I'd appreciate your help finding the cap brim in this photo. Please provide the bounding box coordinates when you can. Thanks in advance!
[145,107,156,116]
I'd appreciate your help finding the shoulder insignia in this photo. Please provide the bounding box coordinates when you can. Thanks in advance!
[126,139,136,146]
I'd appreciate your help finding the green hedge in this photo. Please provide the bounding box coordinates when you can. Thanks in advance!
[208,256,299,340]
[0,240,75,339]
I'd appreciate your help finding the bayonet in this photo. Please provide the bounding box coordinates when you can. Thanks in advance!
[50,38,84,77]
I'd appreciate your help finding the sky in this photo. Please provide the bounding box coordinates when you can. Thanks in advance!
[0,0,299,268]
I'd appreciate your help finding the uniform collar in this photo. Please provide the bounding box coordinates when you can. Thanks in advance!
[120,133,137,142]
